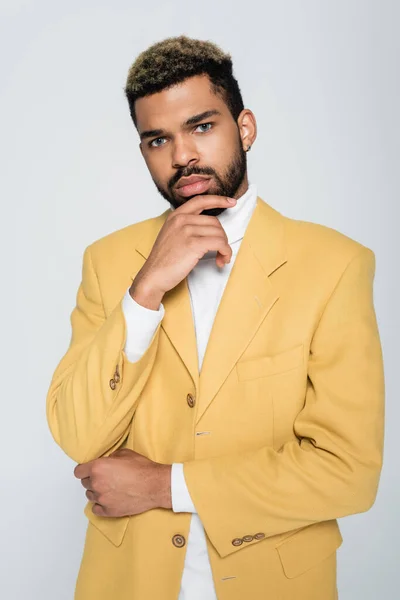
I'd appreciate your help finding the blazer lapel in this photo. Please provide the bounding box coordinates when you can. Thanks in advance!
[195,196,287,424]
[133,196,287,424]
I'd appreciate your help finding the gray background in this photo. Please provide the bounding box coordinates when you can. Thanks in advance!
[2,0,398,598]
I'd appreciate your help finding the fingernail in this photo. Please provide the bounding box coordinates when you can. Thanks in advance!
[228,198,237,204]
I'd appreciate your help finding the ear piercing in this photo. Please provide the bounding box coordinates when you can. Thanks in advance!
[245,145,251,152]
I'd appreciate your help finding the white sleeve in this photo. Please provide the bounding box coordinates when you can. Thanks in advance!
[122,286,165,363]
[171,462,198,513]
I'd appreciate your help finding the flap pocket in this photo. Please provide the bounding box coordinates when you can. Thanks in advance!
[236,343,304,381]
[276,519,343,579]
[84,500,130,547]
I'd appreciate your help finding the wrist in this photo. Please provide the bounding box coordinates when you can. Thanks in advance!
[129,273,164,311]
[155,463,172,510]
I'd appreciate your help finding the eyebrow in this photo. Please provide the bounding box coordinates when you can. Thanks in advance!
[139,109,222,141]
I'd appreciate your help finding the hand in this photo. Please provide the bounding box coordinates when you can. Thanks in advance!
[130,195,237,307]
[73,448,172,517]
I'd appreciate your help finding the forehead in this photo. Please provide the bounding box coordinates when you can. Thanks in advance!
[135,74,229,131]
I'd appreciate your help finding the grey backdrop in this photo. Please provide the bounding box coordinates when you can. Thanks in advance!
[2,1,398,598]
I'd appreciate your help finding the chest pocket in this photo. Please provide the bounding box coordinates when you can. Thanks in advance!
[236,343,304,381]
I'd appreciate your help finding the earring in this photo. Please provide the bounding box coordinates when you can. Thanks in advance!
[246,145,251,152]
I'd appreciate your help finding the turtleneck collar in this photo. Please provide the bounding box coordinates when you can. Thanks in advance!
[216,182,257,244]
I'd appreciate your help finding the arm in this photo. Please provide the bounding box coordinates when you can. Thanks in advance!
[46,245,165,464]
[182,248,385,558]
[124,293,197,514]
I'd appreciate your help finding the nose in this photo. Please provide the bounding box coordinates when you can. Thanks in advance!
[171,135,199,169]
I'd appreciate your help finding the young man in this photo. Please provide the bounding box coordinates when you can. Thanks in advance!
[46,35,385,600]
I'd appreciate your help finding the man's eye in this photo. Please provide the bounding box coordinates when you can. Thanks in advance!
[196,123,212,133]
[149,123,212,147]
[149,137,166,148]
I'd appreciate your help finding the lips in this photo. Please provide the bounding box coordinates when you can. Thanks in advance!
[176,175,210,189]
[175,178,212,197]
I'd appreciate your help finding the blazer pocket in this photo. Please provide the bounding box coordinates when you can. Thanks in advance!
[275,519,343,579]
[83,500,130,547]
[236,343,304,382]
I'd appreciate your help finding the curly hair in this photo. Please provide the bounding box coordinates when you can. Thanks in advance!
[124,35,244,127]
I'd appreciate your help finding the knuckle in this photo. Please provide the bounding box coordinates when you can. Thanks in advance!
[97,494,106,505]
[174,213,186,225]
[91,462,101,476]
[187,237,198,251]
[102,505,112,517]
[93,503,104,516]
[181,223,192,236]
[90,477,98,490]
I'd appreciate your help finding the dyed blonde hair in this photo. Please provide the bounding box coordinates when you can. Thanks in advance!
[124,35,244,127]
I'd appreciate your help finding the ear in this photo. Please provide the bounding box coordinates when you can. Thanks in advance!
[237,109,257,152]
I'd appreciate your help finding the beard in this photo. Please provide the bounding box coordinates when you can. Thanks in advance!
[152,137,247,217]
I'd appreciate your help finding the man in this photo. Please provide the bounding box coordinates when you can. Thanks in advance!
[46,35,385,600]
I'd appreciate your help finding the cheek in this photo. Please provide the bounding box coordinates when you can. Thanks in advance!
[198,125,235,158]
[146,157,169,187]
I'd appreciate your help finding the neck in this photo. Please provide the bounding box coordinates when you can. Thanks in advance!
[233,174,249,200]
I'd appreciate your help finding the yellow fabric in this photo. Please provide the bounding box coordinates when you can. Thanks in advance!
[46,196,385,600]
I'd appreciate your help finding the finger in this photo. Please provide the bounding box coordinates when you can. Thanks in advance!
[85,489,98,502]
[180,214,225,227]
[80,476,92,490]
[198,236,232,262]
[74,461,94,479]
[92,503,107,517]
[183,224,228,241]
[177,195,236,215]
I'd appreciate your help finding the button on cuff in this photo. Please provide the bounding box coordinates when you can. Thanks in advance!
[232,538,243,546]
[243,535,254,542]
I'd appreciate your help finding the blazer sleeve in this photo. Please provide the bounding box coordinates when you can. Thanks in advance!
[182,247,385,558]
[46,244,163,464]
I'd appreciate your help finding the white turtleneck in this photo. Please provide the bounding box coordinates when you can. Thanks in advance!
[121,182,258,599]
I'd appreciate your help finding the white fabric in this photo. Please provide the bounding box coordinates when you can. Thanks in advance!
[171,462,197,513]
[122,183,258,599]
[122,285,165,362]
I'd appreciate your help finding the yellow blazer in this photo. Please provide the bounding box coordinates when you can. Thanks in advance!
[46,196,385,600]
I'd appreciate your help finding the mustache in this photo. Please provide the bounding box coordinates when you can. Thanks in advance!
[170,167,215,188]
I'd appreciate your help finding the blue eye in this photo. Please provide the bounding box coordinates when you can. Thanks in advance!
[196,123,212,132]
[150,137,166,148]
[148,123,213,148]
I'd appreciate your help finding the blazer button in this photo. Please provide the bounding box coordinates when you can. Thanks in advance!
[172,534,186,548]
[232,538,243,546]
[109,378,116,390]
[254,532,265,540]
[243,535,254,542]
[114,365,120,383]
[186,393,196,408]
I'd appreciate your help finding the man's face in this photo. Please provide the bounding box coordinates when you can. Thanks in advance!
[135,74,248,216]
